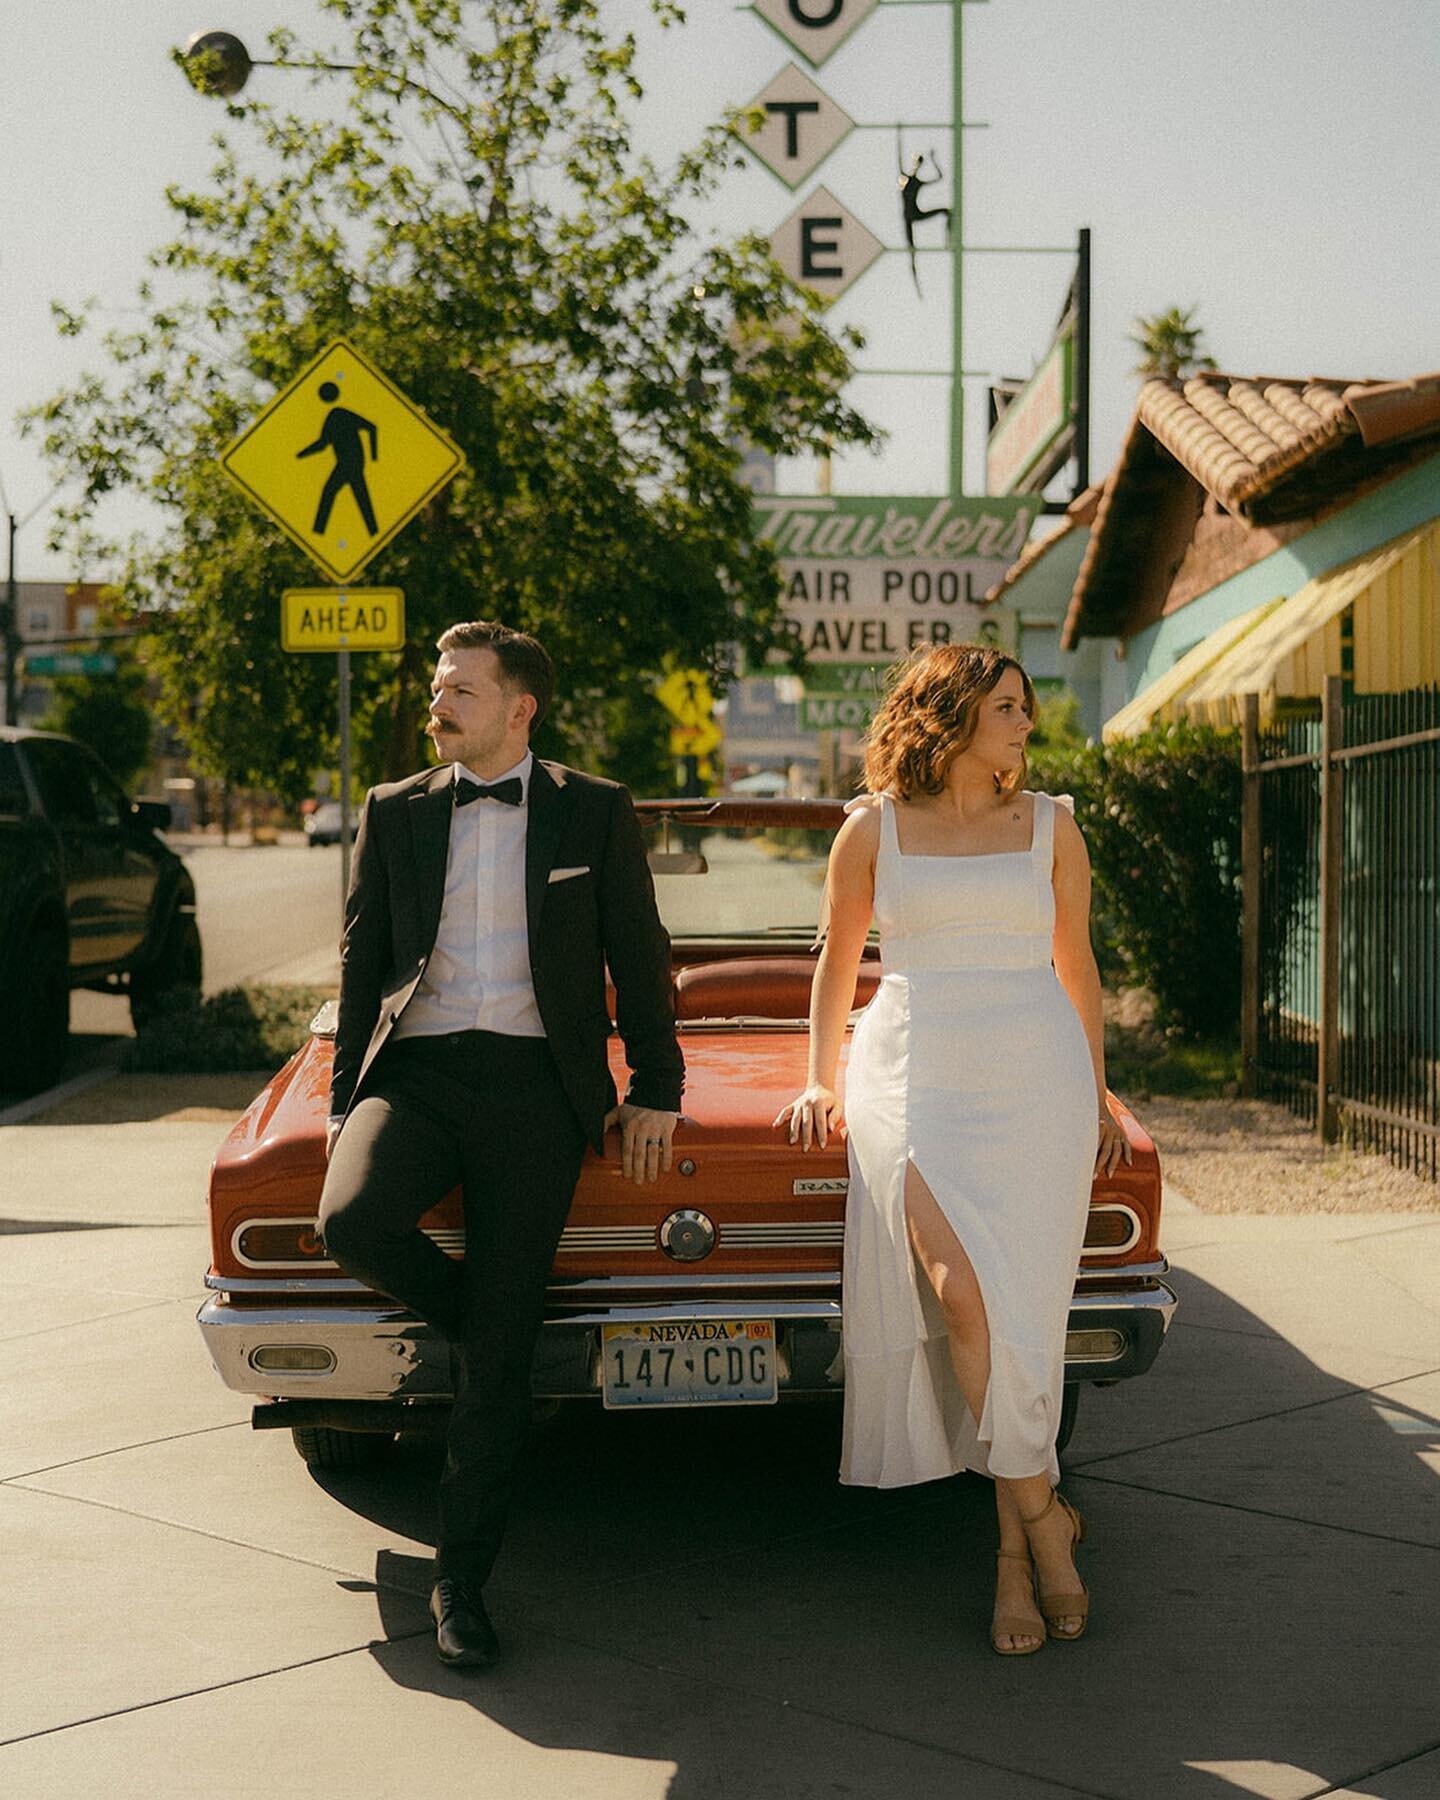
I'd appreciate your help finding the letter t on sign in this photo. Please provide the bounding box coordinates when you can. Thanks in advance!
[766,99,820,159]
[741,65,855,188]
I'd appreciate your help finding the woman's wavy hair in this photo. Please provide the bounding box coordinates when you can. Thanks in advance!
[861,642,1037,801]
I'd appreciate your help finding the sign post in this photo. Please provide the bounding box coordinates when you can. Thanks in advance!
[220,337,463,917]
[281,586,405,896]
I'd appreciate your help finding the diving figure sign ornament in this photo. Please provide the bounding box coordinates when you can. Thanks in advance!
[898,139,952,297]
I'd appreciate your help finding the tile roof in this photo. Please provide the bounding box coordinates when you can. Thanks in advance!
[1061,369,1440,647]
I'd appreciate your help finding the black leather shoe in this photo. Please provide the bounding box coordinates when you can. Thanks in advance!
[430,1579,500,1670]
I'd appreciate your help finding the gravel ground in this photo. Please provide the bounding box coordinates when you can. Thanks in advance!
[1142,1094,1440,1214]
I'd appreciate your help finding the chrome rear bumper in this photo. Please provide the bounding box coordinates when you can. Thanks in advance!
[196,1266,1176,1418]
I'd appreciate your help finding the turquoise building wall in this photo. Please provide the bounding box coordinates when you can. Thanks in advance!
[1124,448,1440,700]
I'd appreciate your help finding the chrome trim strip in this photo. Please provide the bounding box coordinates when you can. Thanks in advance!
[207,1258,1172,1299]
[1074,1254,1168,1284]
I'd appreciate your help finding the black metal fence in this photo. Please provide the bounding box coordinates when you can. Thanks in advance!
[1242,677,1440,1181]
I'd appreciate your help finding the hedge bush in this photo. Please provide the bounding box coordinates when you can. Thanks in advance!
[1029,723,1242,1039]
[123,984,335,1074]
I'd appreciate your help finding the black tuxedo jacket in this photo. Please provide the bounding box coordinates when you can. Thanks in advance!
[330,759,684,1152]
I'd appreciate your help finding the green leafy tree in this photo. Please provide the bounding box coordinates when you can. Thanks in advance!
[1128,305,1218,381]
[37,649,154,793]
[25,0,877,801]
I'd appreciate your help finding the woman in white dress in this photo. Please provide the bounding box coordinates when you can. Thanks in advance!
[775,644,1131,1656]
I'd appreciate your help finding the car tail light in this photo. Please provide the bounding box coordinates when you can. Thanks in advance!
[1082,1204,1141,1254]
[234,1221,333,1267]
[248,1346,336,1373]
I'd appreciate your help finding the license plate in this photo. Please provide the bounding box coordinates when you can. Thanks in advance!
[600,1320,777,1408]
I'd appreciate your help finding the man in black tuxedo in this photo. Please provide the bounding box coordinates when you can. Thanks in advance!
[318,620,683,1670]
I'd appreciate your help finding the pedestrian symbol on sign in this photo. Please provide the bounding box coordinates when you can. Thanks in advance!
[219,337,465,585]
[297,383,379,537]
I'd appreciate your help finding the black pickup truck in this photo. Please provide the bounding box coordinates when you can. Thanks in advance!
[0,728,201,1097]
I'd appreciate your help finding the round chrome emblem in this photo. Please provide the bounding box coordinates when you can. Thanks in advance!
[659,1208,716,1262]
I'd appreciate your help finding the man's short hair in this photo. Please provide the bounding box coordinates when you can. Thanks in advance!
[436,620,554,730]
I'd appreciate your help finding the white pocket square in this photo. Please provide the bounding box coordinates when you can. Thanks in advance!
[548,865,590,884]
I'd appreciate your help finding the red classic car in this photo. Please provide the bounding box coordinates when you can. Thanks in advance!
[198,798,1176,1470]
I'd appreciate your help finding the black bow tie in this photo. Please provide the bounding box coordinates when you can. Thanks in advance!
[454,776,523,808]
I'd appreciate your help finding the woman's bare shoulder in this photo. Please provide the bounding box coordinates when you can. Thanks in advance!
[833,793,883,860]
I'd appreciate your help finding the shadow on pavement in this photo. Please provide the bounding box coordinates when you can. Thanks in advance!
[296,1264,1439,1800]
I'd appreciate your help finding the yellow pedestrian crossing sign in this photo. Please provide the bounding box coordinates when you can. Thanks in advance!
[220,338,464,584]
[656,667,715,728]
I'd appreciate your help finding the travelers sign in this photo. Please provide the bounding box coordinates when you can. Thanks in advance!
[281,588,405,653]
[220,338,464,584]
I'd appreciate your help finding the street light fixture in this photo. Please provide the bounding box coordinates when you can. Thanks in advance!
[181,29,478,141]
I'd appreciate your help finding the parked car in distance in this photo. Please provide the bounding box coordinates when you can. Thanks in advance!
[198,798,1175,1472]
[304,801,357,847]
[0,727,202,1096]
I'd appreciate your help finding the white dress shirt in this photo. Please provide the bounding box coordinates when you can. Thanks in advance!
[392,751,546,1041]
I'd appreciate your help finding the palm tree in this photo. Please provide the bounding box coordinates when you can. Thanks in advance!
[1128,305,1218,380]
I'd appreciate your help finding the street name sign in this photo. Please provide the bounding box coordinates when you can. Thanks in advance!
[741,63,854,187]
[281,588,405,653]
[769,186,884,304]
[221,338,464,584]
[21,653,118,677]
[753,0,878,67]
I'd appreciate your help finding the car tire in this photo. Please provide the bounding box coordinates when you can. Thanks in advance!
[130,910,203,1032]
[0,928,69,1097]
[1056,1382,1081,1456]
[290,1426,395,1470]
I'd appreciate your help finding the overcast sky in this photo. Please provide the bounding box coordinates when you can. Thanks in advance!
[3,0,1437,579]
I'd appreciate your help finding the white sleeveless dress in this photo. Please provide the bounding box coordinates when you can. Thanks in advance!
[840,791,1096,1488]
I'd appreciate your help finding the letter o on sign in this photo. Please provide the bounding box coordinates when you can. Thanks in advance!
[789,0,844,23]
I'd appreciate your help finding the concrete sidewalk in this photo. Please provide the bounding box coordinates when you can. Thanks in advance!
[1,1102,1437,1800]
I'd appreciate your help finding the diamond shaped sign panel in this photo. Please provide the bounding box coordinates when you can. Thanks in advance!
[753,0,879,67]
[741,62,855,188]
[221,338,464,584]
[770,187,884,303]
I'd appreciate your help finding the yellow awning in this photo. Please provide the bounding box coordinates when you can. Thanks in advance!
[1101,594,1285,742]
[1102,517,1440,739]
[1182,519,1439,728]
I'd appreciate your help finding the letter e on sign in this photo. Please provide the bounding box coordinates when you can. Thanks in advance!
[769,187,883,303]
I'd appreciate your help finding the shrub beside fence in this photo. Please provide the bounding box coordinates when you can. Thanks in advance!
[1029,724,1242,1040]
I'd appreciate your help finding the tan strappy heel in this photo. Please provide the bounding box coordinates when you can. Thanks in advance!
[990,1549,1046,1656]
[1020,1490,1089,1641]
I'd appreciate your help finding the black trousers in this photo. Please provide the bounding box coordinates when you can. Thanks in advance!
[318,1030,587,1584]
